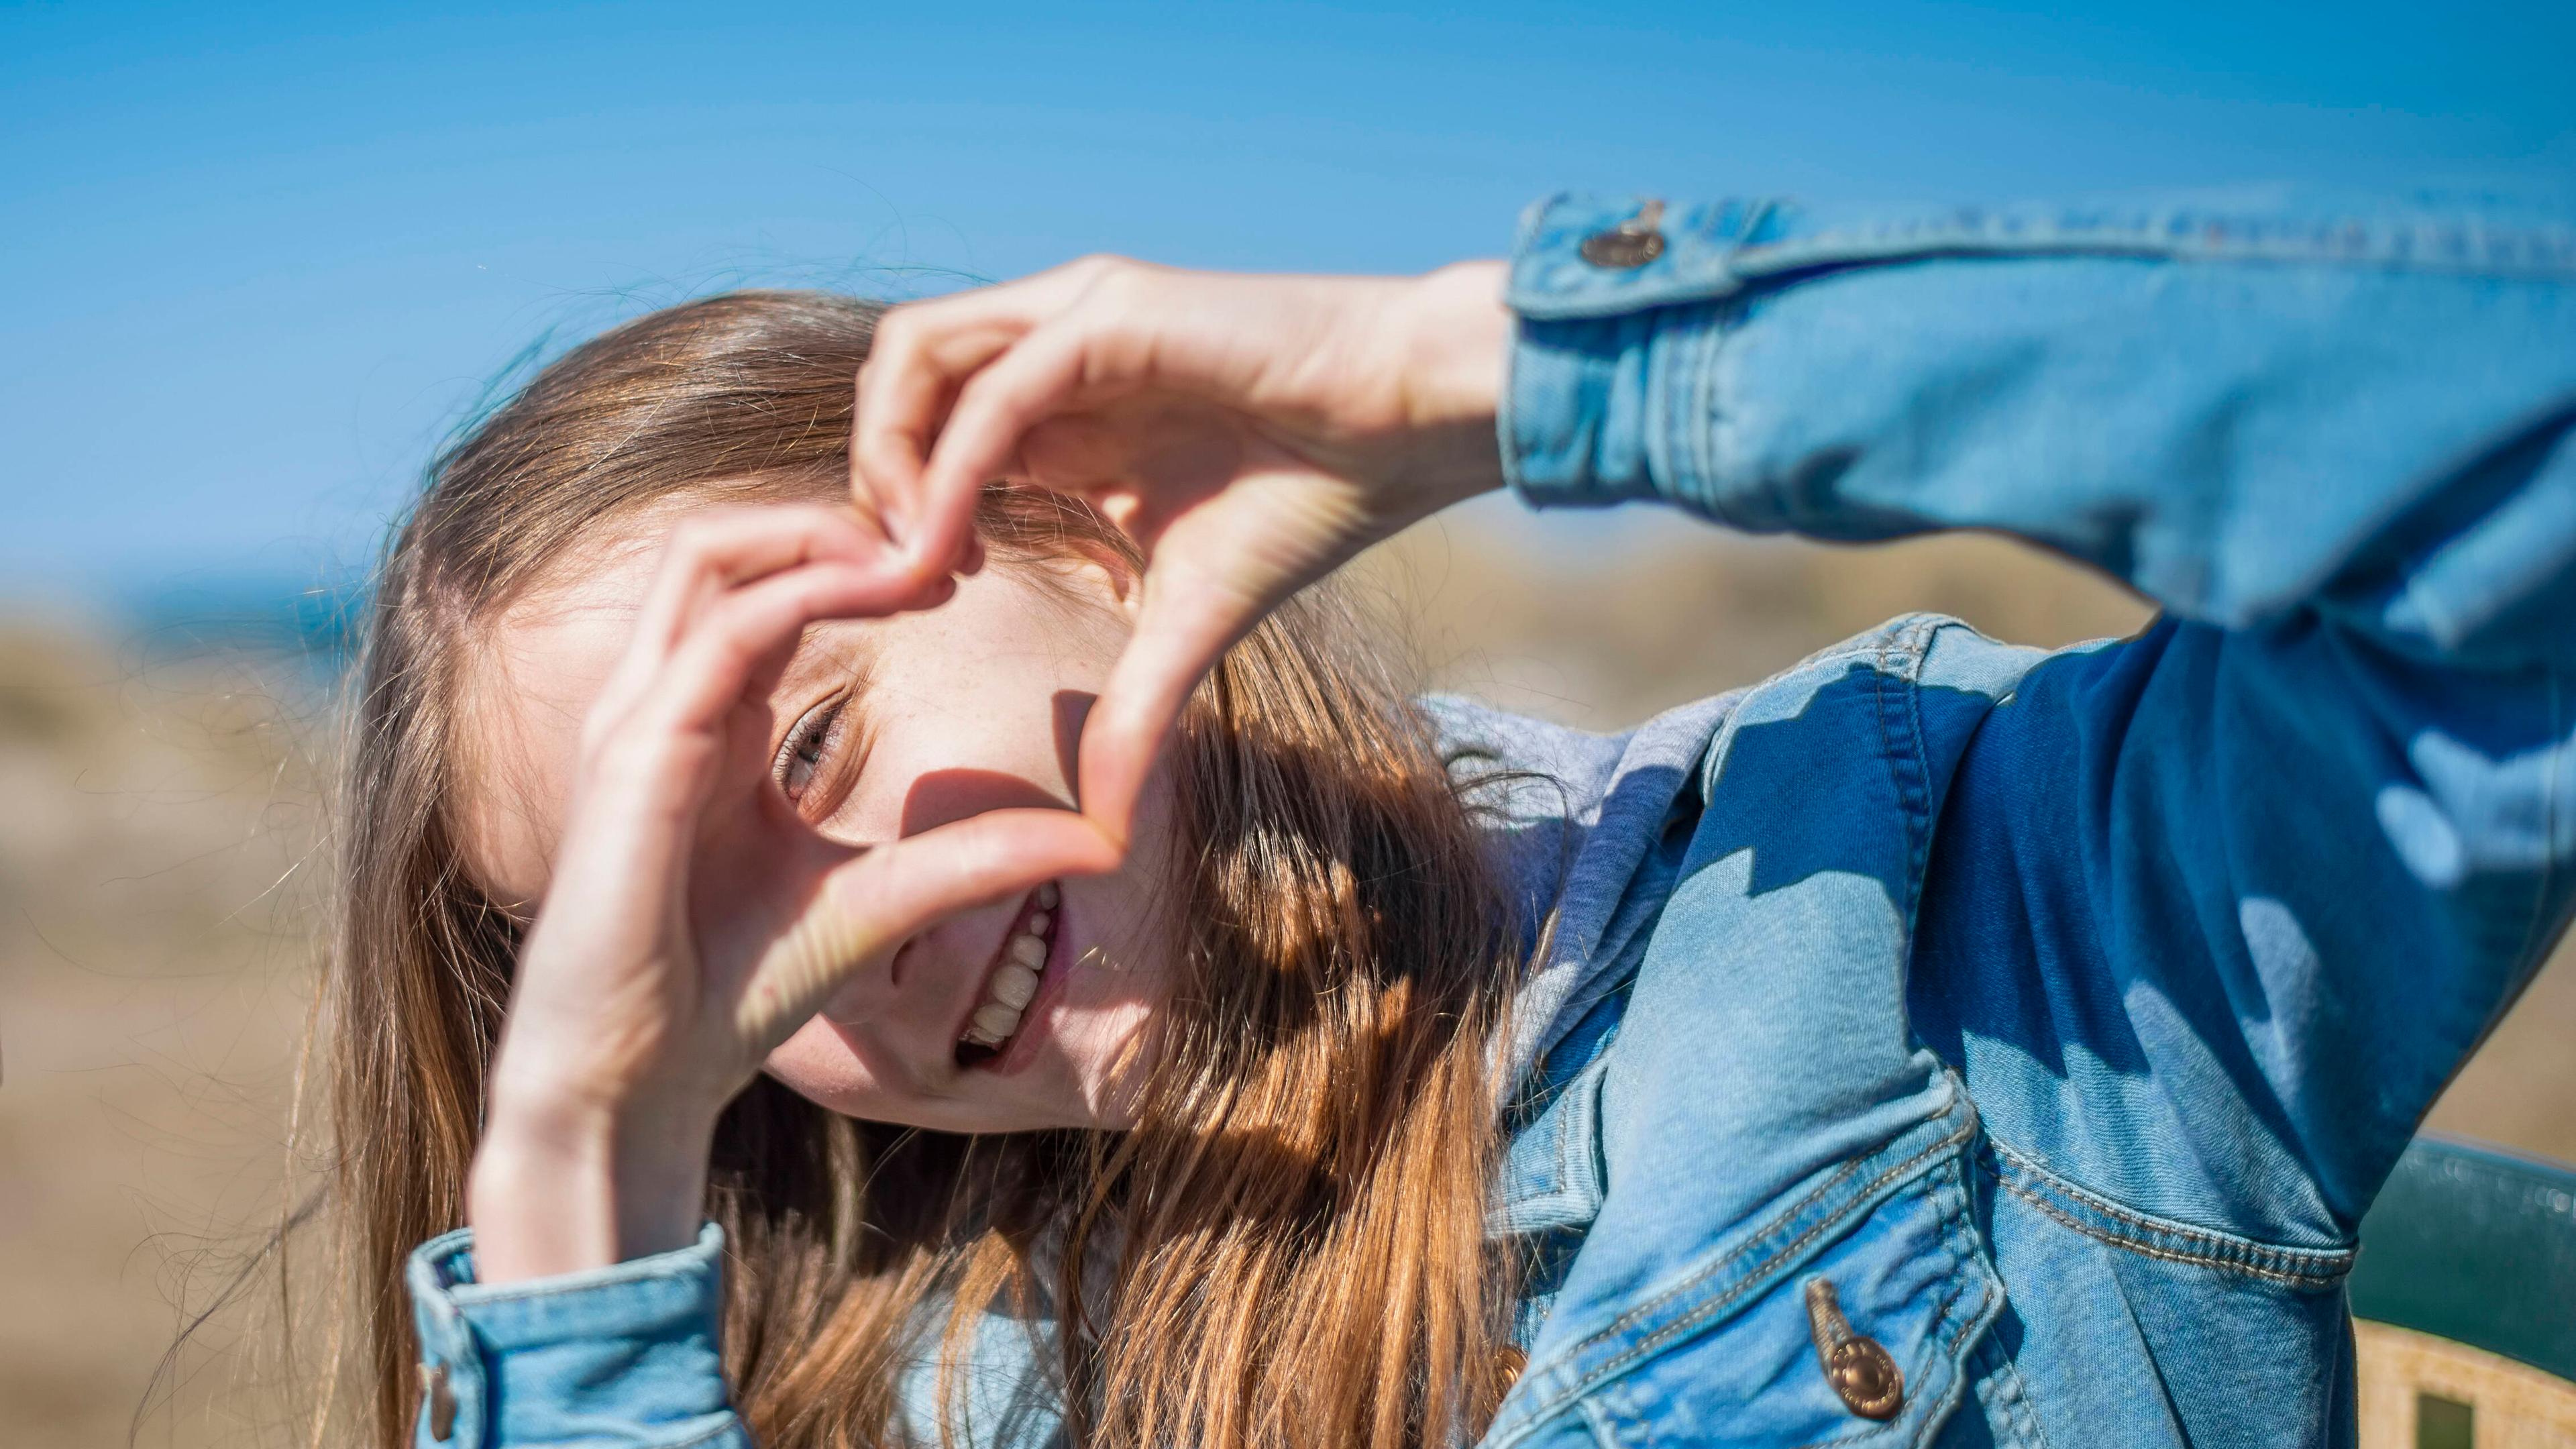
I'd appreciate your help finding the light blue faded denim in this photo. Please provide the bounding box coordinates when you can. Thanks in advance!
[407,185,2576,1448]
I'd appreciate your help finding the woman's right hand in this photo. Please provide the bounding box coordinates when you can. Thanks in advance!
[466,506,1116,1283]
[851,258,1513,849]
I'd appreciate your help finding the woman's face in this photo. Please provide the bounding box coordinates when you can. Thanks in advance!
[453,500,1175,1135]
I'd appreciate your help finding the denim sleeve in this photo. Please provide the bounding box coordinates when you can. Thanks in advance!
[1501,189,2576,1238]
[407,1224,751,1449]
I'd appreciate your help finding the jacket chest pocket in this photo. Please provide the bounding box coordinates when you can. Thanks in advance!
[1484,1119,2018,1449]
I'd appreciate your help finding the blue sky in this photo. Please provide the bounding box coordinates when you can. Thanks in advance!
[5,1,2571,599]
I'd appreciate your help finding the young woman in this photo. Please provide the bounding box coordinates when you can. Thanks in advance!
[342,191,2575,1449]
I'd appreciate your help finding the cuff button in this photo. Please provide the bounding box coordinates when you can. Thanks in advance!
[418,1361,458,1442]
[1579,200,1667,269]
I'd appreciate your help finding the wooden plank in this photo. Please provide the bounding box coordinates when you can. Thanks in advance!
[2357,1321,2576,1448]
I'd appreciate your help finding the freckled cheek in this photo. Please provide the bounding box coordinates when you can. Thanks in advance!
[1056,996,1164,1128]
[910,662,1096,789]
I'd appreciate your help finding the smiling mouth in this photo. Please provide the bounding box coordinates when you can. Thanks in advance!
[954,880,1060,1069]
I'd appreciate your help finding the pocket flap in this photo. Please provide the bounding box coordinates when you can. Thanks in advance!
[1483,1112,2000,1449]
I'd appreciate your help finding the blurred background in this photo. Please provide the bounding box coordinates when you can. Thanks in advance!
[5,3,2572,1444]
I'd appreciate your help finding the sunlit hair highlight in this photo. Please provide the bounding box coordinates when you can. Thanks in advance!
[311,291,1527,1449]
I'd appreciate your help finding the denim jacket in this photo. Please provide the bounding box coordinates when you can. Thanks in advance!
[406,186,2576,1448]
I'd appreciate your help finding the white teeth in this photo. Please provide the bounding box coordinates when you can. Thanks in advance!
[961,893,1059,1055]
[990,962,1040,1009]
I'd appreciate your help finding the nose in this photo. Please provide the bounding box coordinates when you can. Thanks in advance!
[716,822,906,1028]
[817,932,915,1024]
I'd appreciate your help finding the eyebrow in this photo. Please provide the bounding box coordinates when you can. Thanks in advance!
[771,621,885,723]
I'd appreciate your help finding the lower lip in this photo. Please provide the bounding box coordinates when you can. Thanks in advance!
[981,896,1072,1078]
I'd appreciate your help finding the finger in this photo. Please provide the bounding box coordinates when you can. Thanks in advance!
[631,505,892,661]
[1076,561,1261,845]
[854,264,1112,561]
[738,808,1118,1044]
[588,506,892,731]
[1017,411,1144,496]
[632,561,944,763]
[852,325,998,551]
[910,318,1114,576]
[546,559,957,1013]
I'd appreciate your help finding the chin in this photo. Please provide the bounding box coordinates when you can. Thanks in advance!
[762,965,1161,1136]
[761,1034,1098,1135]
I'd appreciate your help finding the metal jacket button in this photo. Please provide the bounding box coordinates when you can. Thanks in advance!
[1579,200,1666,269]
[1805,1277,1904,1421]
[419,1361,458,1441]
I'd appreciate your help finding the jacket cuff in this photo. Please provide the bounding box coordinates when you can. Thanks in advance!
[406,1222,747,1449]
[1500,195,1750,515]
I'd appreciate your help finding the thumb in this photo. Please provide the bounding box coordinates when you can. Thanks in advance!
[1078,566,1263,847]
[737,808,1118,1047]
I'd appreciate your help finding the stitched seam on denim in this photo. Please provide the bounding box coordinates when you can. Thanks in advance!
[1574,1390,1627,1449]
[1504,1116,1977,1440]
[1652,308,1684,503]
[1867,624,1935,1048]
[1559,1059,1597,1214]
[1988,1138,2354,1274]
[1941,1201,2050,1449]
[1723,216,2576,278]
[1869,633,1910,905]
[1589,1104,1954,1348]
[1968,1320,2054,1449]
[1688,301,1718,501]
[1984,1139,2353,1278]
[1987,1163,2347,1290]
[1845,1156,1996,1449]
[448,1263,708,1305]
[1784,1169,1984,1449]
[1766,625,1927,684]
[1986,1136,2349,1265]
[1927,1155,2016,1448]
[1992,1174,2341,1289]
[1496,1188,1593,1237]
[1698,633,1918,799]
[1494,1052,1608,1238]
[1885,619,1941,933]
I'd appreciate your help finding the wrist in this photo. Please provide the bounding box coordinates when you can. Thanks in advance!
[468,1088,716,1283]
[1389,261,1511,513]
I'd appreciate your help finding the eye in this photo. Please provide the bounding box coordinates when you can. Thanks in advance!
[772,696,846,806]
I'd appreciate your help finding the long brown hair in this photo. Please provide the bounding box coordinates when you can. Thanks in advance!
[312,291,1527,1449]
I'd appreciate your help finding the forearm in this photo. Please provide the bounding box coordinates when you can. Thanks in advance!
[468,1083,717,1283]
[1502,189,2576,663]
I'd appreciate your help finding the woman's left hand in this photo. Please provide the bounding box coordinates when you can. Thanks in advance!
[850,258,1512,849]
